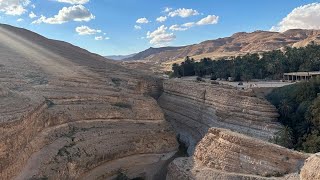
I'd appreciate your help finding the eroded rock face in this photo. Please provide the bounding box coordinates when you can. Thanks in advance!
[0,24,178,179]
[300,153,320,180]
[158,79,281,154]
[167,128,309,180]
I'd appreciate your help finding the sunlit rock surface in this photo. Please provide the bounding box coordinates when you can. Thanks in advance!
[158,79,281,154]
[300,153,320,180]
[0,24,178,180]
[167,128,309,180]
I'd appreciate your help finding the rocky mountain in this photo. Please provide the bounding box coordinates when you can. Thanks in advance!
[105,53,137,60]
[125,29,320,71]
[123,46,184,61]
[1,24,320,180]
[0,24,178,179]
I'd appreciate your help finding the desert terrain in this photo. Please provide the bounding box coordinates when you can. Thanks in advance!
[0,24,319,180]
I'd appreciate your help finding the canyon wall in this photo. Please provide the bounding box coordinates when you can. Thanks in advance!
[158,79,282,154]
[167,128,309,180]
[0,24,178,180]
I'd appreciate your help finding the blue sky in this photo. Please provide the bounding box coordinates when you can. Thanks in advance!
[1,0,320,56]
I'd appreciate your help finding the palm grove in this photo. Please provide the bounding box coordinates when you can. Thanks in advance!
[171,43,320,153]
[171,43,320,81]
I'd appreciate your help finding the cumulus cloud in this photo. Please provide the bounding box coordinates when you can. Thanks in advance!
[75,25,101,35]
[22,0,31,6]
[95,36,103,40]
[29,11,37,18]
[271,3,320,32]
[196,15,219,25]
[57,0,89,4]
[134,25,141,30]
[163,7,172,13]
[156,16,167,22]
[168,8,199,18]
[0,0,30,16]
[17,18,23,22]
[183,22,195,27]
[168,15,219,32]
[136,17,149,24]
[32,5,95,24]
[147,25,176,46]
[169,24,188,31]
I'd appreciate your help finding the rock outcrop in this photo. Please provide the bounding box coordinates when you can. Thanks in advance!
[167,128,309,180]
[300,153,320,180]
[0,24,178,179]
[158,79,281,154]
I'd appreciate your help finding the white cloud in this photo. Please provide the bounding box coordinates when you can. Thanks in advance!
[29,11,37,18]
[0,0,30,16]
[32,5,95,24]
[136,17,149,24]
[17,18,23,22]
[134,25,141,30]
[22,0,31,6]
[76,25,101,35]
[57,0,89,4]
[271,3,320,32]
[168,16,219,32]
[196,15,219,25]
[168,8,199,18]
[182,22,195,27]
[169,24,188,31]
[105,37,110,40]
[31,4,36,8]
[163,7,172,13]
[147,25,176,46]
[156,16,167,22]
[95,36,103,40]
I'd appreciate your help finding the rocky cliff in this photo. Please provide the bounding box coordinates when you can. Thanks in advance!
[0,24,178,180]
[167,128,309,180]
[158,79,281,154]
[123,29,320,72]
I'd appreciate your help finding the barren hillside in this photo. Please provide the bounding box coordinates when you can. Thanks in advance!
[124,29,320,72]
[1,24,320,180]
[0,24,178,179]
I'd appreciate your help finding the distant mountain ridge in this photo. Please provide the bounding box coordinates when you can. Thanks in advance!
[123,46,185,61]
[125,29,320,65]
[105,53,137,60]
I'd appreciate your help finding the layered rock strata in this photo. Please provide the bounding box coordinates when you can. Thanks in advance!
[158,79,281,154]
[167,128,309,180]
[0,24,178,180]
[300,153,320,180]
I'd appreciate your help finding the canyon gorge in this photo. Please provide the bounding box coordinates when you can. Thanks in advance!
[0,24,319,180]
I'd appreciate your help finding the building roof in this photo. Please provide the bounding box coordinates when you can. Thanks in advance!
[284,71,320,76]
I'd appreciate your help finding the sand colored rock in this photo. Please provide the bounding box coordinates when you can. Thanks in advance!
[167,128,309,180]
[158,79,281,154]
[0,24,178,179]
[300,153,320,180]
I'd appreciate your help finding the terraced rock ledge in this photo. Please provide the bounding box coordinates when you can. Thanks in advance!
[158,79,282,154]
[167,128,309,180]
[0,24,178,180]
[1,24,320,180]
